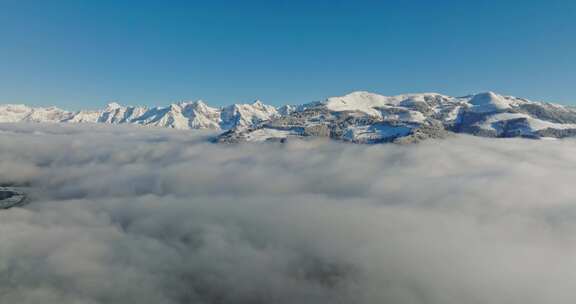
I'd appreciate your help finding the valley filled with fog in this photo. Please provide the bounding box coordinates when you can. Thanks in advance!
[2,123,576,304]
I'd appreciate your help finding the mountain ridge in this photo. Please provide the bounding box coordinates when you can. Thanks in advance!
[2,91,576,143]
[0,99,279,131]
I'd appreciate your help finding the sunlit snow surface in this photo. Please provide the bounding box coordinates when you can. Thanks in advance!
[478,113,576,131]
[342,124,412,142]
[3,123,576,304]
[243,128,299,142]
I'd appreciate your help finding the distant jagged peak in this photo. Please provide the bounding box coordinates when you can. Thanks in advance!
[277,104,297,115]
[251,99,266,107]
[224,99,277,113]
[189,100,220,113]
[228,99,259,107]
[180,100,220,119]
[191,99,208,107]
[42,105,63,111]
[0,104,35,111]
[0,103,70,114]
[167,103,183,112]
[105,102,123,110]
[176,99,206,107]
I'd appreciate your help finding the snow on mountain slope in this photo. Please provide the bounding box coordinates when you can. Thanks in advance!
[220,100,279,130]
[136,104,191,129]
[466,92,514,113]
[179,101,221,129]
[98,103,148,124]
[0,99,279,131]
[3,91,576,143]
[0,104,72,123]
[218,91,576,143]
[324,91,454,117]
[243,128,299,142]
[64,110,100,123]
[478,113,576,132]
[342,124,413,143]
[277,104,297,116]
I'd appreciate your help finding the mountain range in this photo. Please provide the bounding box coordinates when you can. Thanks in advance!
[3,91,576,143]
[0,100,278,131]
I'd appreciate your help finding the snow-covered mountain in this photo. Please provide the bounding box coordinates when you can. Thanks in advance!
[3,91,576,143]
[0,100,279,131]
[217,91,576,143]
[0,104,74,123]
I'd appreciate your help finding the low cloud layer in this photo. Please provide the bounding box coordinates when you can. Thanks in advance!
[2,123,576,304]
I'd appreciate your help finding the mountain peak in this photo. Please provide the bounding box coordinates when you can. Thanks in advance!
[252,100,264,107]
[4,91,575,143]
[324,91,392,117]
[347,90,378,95]
[193,100,208,107]
[467,92,511,113]
[471,91,502,101]
[105,102,122,110]
[190,100,216,112]
[168,103,182,111]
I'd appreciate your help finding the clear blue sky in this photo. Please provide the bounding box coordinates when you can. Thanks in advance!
[1,0,575,109]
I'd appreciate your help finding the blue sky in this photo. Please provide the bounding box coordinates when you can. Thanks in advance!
[0,0,575,109]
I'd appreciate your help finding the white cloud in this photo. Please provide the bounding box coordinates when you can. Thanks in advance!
[1,123,576,303]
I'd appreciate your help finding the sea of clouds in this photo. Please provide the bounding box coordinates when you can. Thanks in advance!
[1,123,576,304]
